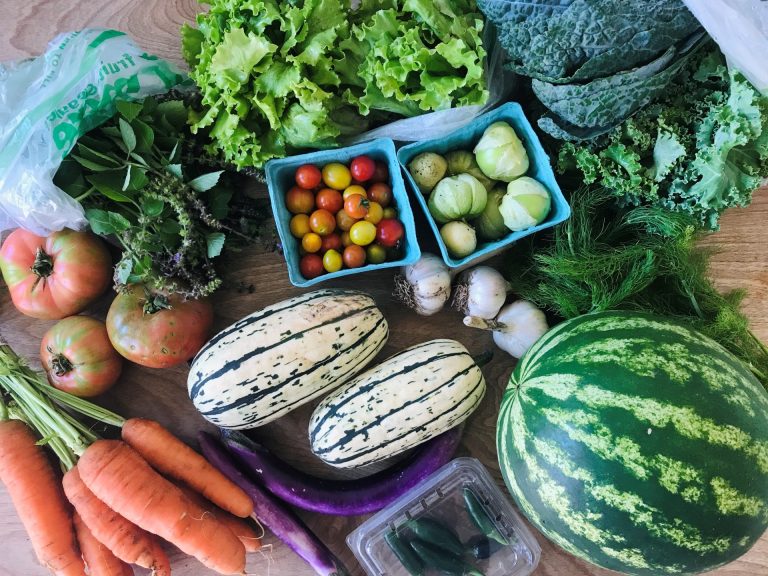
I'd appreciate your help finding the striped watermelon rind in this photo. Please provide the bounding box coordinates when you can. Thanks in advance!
[497,311,768,575]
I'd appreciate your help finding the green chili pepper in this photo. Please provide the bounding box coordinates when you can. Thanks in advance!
[407,517,464,557]
[385,530,424,576]
[410,539,485,576]
[466,534,505,560]
[463,488,509,545]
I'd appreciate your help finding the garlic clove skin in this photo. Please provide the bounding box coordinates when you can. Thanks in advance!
[453,266,510,319]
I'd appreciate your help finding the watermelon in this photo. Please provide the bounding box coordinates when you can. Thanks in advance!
[497,311,768,576]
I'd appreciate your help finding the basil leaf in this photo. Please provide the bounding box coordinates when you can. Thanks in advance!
[119,118,137,153]
[114,257,134,285]
[86,209,131,235]
[116,100,143,122]
[206,232,226,258]
[143,198,165,217]
[188,171,223,193]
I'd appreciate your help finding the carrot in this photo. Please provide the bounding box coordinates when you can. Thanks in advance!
[176,483,263,553]
[78,440,246,575]
[72,512,133,576]
[121,418,253,518]
[62,467,170,576]
[0,420,86,576]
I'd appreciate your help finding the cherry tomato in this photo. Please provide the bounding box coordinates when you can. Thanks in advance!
[382,207,398,220]
[295,164,322,189]
[40,316,122,397]
[371,161,389,183]
[301,232,322,253]
[309,209,336,236]
[300,254,324,279]
[350,155,376,182]
[290,214,311,238]
[343,244,366,268]
[336,210,358,232]
[364,201,383,225]
[342,185,368,200]
[376,218,405,248]
[285,186,314,214]
[368,182,392,207]
[320,233,342,253]
[366,244,387,264]
[344,194,369,219]
[350,221,377,246]
[322,249,343,273]
[322,163,352,190]
[316,188,343,213]
[341,231,352,247]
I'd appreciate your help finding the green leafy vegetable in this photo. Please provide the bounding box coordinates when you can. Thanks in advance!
[559,50,768,229]
[508,188,768,386]
[182,0,488,168]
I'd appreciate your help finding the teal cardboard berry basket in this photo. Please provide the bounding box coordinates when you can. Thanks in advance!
[266,138,420,287]
[397,102,570,269]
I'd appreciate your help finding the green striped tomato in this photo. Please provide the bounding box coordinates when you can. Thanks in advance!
[497,311,768,575]
[40,316,122,397]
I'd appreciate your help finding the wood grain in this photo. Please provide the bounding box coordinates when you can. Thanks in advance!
[1,4,768,576]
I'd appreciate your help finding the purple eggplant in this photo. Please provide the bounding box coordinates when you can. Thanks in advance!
[221,426,463,516]
[198,432,349,576]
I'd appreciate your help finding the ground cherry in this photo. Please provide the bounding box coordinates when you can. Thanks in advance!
[289,214,311,238]
[366,243,387,264]
[343,244,366,268]
[364,201,383,224]
[368,182,392,207]
[341,231,352,247]
[382,207,397,220]
[342,185,368,200]
[299,253,324,278]
[350,155,376,182]
[320,233,342,253]
[301,232,322,253]
[309,209,336,236]
[295,164,322,189]
[349,220,377,246]
[322,163,351,190]
[322,249,343,273]
[336,210,358,232]
[316,188,343,213]
[285,186,314,214]
[376,218,405,248]
[344,194,369,219]
[371,161,389,183]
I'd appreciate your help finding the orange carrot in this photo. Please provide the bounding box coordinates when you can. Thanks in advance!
[72,512,133,576]
[121,418,253,518]
[78,440,246,575]
[0,420,86,576]
[176,483,263,553]
[62,467,170,576]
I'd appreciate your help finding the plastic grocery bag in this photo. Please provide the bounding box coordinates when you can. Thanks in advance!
[346,25,515,144]
[683,0,768,94]
[0,29,185,235]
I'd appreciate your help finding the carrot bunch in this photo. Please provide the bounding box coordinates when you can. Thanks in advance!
[0,343,261,576]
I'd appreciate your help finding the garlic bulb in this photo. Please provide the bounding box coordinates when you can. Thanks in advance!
[464,300,548,358]
[393,253,452,316]
[452,266,510,319]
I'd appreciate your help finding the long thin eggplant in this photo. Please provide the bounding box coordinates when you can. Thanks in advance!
[198,432,349,576]
[222,426,463,516]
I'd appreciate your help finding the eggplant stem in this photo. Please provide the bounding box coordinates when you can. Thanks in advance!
[464,316,508,331]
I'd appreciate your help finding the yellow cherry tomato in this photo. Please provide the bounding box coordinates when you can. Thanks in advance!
[290,214,310,238]
[382,207,397,220]
[323,249,343,273]
[301,232,322,253]
[366,243,387,264]
[364,201,384,225]
[322,163,352,190]
[349,220,377,246]
[342,185,368,200]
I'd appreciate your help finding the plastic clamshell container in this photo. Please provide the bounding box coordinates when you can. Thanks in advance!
[397,102,570,268]
[347,457,541,576]
[266,138,420,287]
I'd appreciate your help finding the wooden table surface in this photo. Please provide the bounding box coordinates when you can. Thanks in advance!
[2,2,768,576]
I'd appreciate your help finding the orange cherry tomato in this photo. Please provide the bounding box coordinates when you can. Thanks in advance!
[344,194,369,219]
[316,188,343,213]
[301,232,322,253]
[289,214,311,238]
[309,209,336,236]
[343,244,366,268]
[285,186,314,214]
[336,210,358,232]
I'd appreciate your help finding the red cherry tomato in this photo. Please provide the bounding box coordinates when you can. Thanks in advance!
[295,165,322,189]
[309,209,336,236]
[376,218,405,248]
[368,182,392,207]
[299,254,324,279]
[320,233,342,253]
[371,161,389,183]
[343,244,366,268]
[344,194,369,219]
[316,188,343,213]
[285,186,314,214]
[350,155,376,182]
